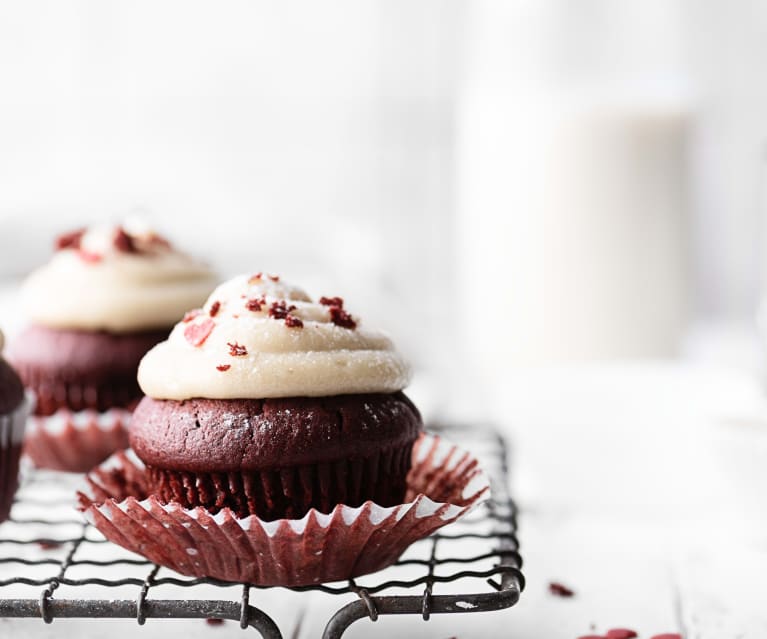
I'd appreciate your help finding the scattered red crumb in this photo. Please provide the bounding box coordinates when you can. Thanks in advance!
[184,318,215,346]
[319,296,344,308]
[248,272,263,283]
[216,364,231,372]
[205,618,225,626]
[606,630,638,639]
[549,582,575,597]
[37,540,63,550]
[268,274,279,282]
[113,227,138,253]
[246,296,266,312]
[77,249,103,263]
[650,635,681,639]
[285,314,303,328]
[209,301,221,317]
[55,228,85,251]
[329,306,356,329]
[183,309,203,323]
[147,233,171,249]
[227,342,248,356]
[269,300,296,320]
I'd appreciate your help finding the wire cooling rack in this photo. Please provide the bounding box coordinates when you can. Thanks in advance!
[0,424,523,638]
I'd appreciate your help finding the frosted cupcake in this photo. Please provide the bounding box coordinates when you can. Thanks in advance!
[8,222,216,472]
[0,330,30,522]
[130,273,422,520]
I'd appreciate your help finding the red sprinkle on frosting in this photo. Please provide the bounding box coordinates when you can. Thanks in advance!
[209,301,221,317]
[319,296,344,308]
[269,300,296,320]
[183,309,203,323]
[184,318,215,346]
[246,296,266,312]
[248,272,263,283]
[268,274,279,282]
[113,227,138,253]
[227,342,248,356]
[329,306,356,329]
[55,228,85,251]
[548,582,575,597]
[285,314,303,328]
[606,631,638,639]
[215,364,231,372]
[77,249,103,263]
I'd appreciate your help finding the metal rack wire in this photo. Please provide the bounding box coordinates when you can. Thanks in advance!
[0,424,524,638]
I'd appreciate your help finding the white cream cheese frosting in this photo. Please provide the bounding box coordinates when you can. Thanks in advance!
[21,222,217,333]
[138,273,411,399]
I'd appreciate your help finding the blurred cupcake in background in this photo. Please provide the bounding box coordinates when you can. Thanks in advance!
[0,329,31,522]
[7,221,216,472]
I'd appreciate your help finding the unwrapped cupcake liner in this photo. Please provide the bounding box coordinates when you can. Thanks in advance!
[0,396,31,522]
[25,408,131,473]
[77,432,490,586]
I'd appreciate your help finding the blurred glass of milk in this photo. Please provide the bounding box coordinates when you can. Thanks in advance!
[456,2,691,375]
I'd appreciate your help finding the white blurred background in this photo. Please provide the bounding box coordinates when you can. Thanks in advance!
[0,1,763,390]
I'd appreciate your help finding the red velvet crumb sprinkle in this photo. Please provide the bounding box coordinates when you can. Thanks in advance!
[205,618,225,626]
[246,296,266,312]
[248,272,263,283]
[268,273,279,281]
[606,630,638,639]
[216,364,231,372]
[77,249,103,263]
[227,342,248,356]
[184,318,215,346]
[269,300,296,320]
[209,301,221,317]
[113,227,138,253]
[38,540,63,550]
[285,314,303,328]
[183,309,203,323]
[549,582,575,597]
[319,296,344,308]
[329,306,356,329]
[55,228,85,251]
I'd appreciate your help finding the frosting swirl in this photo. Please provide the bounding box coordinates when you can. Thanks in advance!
[138,273,411,399]
[21,223,217,333]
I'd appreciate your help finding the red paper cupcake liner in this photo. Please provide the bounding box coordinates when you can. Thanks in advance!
[78,432,490,586]
[145,442,414,520]
[25,408,131,473]
[0,397,31,522]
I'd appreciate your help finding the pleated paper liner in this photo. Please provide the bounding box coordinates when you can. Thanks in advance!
[77,432,490,586]
[25,408,131,473]
[0,396,31,522]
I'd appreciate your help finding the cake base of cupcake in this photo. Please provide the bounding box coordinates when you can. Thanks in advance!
[0,397,30,522]
[78,432,489,586]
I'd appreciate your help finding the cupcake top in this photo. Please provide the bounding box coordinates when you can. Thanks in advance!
[21,222,216,333]
[138,273,411,399]
[0,330,25,414]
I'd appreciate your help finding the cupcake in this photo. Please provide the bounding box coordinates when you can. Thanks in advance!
[0,330,30,522]
[130,273,422,520]
[8,222,216,472]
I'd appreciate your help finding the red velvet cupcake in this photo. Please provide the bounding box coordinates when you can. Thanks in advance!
[8,222,216,472]
[131,273,421,520]
[0,330,31,522]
